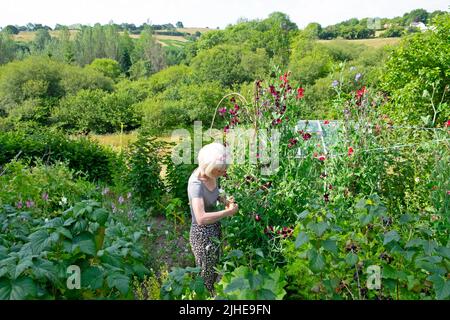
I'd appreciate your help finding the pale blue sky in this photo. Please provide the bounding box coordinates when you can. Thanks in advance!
[1,0,449,29]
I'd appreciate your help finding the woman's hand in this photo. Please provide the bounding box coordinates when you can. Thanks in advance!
[225,195,235,208]
[226,201,239,216]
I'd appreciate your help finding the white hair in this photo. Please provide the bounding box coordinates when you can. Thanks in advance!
[197,142,230,178]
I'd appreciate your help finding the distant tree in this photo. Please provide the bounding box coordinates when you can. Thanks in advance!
[4,25,19,35]
[33,28,52,52]
[132,26,166,76]
[176,21,184,28]
[404,9,429,25]
[0,32,17,65]
[87,58,122,80]
[381,26,404,38]
[303,22,322,39]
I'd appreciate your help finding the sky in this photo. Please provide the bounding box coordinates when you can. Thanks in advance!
[1,0,449,29]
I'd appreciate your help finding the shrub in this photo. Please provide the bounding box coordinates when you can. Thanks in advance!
[0,128,124,183]
[123,128,167,210]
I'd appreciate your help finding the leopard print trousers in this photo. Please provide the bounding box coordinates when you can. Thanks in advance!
[189,222,222,294]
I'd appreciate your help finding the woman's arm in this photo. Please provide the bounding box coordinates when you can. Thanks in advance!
[191,197,238,225]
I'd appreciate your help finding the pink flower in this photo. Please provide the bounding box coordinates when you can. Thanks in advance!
[26,200,34,208]
[348,147,354,156]
[118,196,125,204]
[218,107,227,116]
[296,87,304,99]
[42,192,49,201]
[17,201,23,209]
[316,155,326,162]
[302,133,312,141]
[224,125,230,133]
[288,138,298,148]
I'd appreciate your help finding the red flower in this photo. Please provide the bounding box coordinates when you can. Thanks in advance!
[445,120,450,127]
[324,193,330,202]
[223,125,230,133]
[348,147,354,156]
[269,85,278,97]
[356,86,366,99]
[218,107,227,116]
[279,73,289,84]
[272,118,282,126]
[329,184,333,190]
[288,138,298,148]
[302,133,312,141]
[255,214,261,222]
[320,172,327,179]
[323,120,330,125]
[296,87,305,99]
[317,155,326,161]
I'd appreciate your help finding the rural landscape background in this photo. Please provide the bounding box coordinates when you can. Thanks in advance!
[0,1,449,300]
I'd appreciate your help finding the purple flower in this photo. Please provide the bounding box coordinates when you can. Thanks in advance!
[332,80,339,88]
[355,73,362,82]
[26,200,34,208]
[17,201,23,209]
[218,107,227,116]
[102,187,110,195]
[42,192,49,201]
[118,195,125,204]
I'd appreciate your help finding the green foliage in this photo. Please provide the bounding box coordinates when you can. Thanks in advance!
[215,266,287,300]
[123,129,167,210]
[138,81,226,133]
[52,88,141,134]
[87,58,122,80]
[0,159,97,214]
[380,13,450,125]
[0,128,124,183]
[0,199,149,299]
[191,44,269,87]
[0,56,113,116]
[160,266,208,300]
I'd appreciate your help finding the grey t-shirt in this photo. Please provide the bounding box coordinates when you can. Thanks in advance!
[187,170,220,225]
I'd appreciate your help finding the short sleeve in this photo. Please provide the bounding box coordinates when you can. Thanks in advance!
[188,178,203,199]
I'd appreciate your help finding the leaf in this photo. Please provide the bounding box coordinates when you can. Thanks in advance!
[28,230,51,254]
[295,232,309,248]
[383,230,400,245]
[321,239,338,254]
[57,227,72,239]
[308,249,325,272]
[345,252,358,266]
[308,222,328,237]
[359,213,373,226]
[92,208,109,225]
[297,210,309,220]
[224,276,247,293]
[82,266,104,290]
[382,264,398,279]
[355,198,367,210]
[72,232,96,256]
[255,248,264,258]
[106,273,130,296]
[0,277,37,300]
[14,258,34,279]
[428,274,450,300]
[405,238,424,248]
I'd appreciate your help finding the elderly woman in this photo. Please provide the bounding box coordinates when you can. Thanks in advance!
[188,142,238,293]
